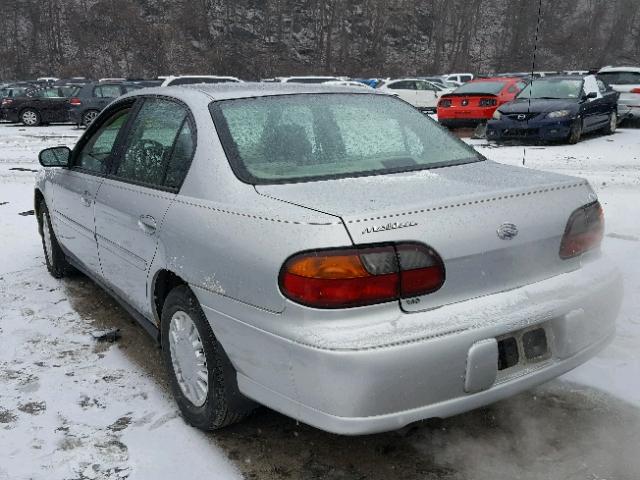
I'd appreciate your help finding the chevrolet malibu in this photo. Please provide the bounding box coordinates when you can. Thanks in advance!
[34,83,622,435]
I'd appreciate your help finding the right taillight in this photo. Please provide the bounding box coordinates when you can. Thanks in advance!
[559,201,604,259]
[68,97,82,106]
[1,98,13,107]
[279,243,445,308]
[630,87,640,94]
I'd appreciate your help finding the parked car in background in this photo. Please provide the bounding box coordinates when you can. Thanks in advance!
[161,75,243,87]
[35,83,621,435]
[54,77,90,86]
[1,85,80,126]
[564,70,589,76]
[376,78,443,112]
[437,77,526,127]
[69,82,147,126]
[420,76,461,90]
[322,80,373,88]
[37,77,59,85]
[487,75,618,144]
[0,83,37,108]
[442,73,474,84]
[273,76,343,84]
[597,66,640,122]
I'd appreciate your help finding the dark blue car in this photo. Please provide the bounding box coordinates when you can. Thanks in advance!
[486,75,619,144]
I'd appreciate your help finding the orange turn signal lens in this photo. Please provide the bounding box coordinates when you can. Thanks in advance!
[285,253,369,279]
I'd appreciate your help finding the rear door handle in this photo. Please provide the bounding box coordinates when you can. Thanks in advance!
[80,190,92,207]
[138,214,157,234]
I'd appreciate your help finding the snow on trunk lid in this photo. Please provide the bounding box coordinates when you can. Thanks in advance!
[344,180,593,312]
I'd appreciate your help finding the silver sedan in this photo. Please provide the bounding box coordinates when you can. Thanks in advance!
[34,83,622,435]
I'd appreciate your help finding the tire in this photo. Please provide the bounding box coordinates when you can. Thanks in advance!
[21,108,41,127]
[82,110,99,127]
[161,285,254,430]
[39,202,74,278]
[567,118,582,144]
[603,111,617,135]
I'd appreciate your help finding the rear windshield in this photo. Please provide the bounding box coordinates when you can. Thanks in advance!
[517,79,583,99]
[453,81,507,95]
[597,71,640,85]
[211,93,481,184]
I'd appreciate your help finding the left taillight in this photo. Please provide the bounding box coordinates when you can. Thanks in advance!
[279,243,445,308]
[438,99,452,108]
[68,97,82,106]
[559,201,604,259]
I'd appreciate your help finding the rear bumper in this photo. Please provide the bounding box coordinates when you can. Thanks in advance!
[618,104,640,120]
[0,108,19,122]
[197,255,622,435]
[68,108,82,124]
[437,107,496,126]
[487,117,574,140]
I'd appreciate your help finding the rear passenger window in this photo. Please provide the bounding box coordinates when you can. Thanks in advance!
[94,85,122,98]
[116,98,194,189]
[164,120,195,189]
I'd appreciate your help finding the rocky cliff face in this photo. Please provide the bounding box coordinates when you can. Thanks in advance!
[0,0,638,80]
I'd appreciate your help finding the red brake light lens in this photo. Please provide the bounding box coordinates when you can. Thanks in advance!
[1,98,14,106]
[631,87,640,94]
[280,243,445,308]
[559,201,604,259]
[69,97,82,106]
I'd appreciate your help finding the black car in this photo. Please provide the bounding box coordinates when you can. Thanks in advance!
[69,81,160,126]
[0,85,80,126]
[487,75,619,144]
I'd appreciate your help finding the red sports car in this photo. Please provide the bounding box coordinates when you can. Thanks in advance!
[437,77,527,127]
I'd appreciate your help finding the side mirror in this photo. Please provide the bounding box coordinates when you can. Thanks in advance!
[39,146,71,167]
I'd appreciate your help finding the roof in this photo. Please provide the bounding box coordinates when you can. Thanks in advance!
[122,82,384,102]
[529,74,591,81]
[598,66,640,73]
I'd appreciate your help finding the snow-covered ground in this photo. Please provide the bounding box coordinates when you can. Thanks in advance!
[0,122,638,479]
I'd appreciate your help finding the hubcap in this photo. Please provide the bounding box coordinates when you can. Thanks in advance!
[84,111,98,125]
[22,111,37,125]
[42,214,53,265]
[168,311,209,407]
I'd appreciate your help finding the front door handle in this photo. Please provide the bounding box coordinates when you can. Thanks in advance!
[138,214,157,235]
[80,190,92,207]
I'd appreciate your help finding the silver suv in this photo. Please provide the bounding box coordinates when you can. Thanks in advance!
[35,83,622,435]
[598,66,640,121]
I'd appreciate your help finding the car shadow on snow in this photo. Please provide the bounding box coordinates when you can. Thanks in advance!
[63,276,640,480]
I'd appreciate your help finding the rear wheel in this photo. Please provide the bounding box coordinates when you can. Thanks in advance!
[161,285,254,430]
[21,109,41,127]
[603,111,617,135]
[567,119,582,144]
[82,110,99,127]
[39,202,73,278]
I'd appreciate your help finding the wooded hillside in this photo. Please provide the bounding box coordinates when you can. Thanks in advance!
[1,0,638,79]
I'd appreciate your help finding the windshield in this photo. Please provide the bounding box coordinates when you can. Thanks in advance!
[517,79,583,99]
[211,93,481,184]
[453,81,507,95]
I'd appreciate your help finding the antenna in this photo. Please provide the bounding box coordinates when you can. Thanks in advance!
[524,0,544,166]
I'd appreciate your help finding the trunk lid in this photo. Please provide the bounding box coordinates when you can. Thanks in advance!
[256,161,593,312]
